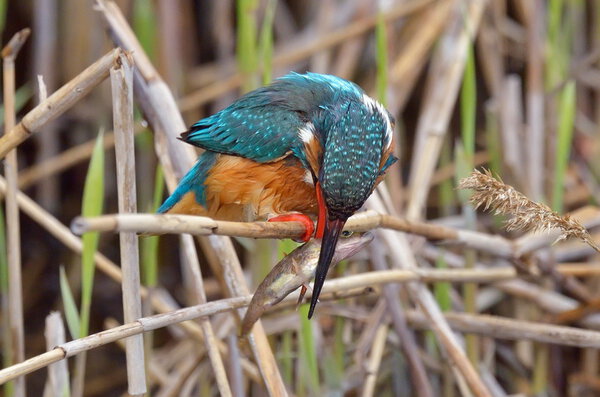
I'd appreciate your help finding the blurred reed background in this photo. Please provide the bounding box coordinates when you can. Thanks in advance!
[1,0,600,396]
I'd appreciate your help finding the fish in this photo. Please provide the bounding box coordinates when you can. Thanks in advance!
[241,232,373,335]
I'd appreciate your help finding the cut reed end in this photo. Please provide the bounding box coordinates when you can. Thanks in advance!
[70,217,89,235]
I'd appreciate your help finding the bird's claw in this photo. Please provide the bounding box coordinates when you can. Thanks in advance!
[268,213,315,242]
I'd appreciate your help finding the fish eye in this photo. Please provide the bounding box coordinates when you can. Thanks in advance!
[341,230,353,238]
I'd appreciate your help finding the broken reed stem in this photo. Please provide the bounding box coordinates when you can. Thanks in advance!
[0,48,121,159]
[110,52,146,395]
[459,169,600,252]
[2,28,30,397]
[43,312,69,397]
[5,292,600,386]
[0,175,262,384]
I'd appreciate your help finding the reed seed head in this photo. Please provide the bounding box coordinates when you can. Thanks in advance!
[458,169,600,252]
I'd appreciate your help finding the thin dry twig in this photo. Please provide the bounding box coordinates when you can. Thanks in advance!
[0,48,121,159]
[459,169,600,252]
[2,27,31,397]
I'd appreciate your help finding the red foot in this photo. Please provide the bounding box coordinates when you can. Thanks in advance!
[268,213,314,242]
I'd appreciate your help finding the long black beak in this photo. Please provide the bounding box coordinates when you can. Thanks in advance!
[308,217,346,318]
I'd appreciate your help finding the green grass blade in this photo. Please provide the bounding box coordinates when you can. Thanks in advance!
[279,330,293,385]
[60,266,81,340]
[458,43,479,365]
[0,207,7,300]
[0,206,13,397]
[0,0,6,38]
[259,0,277,85]
[460,44,476,162]
[141,164,164,287]
[298,304,320,395]
[237,0,259,92]
[552,81,576,213]
[0,84,32,125]
[434,255,451,312]
[375,11,388,105]
[133,0,157,61]
[79,132,105,337]
[438,137,455,216]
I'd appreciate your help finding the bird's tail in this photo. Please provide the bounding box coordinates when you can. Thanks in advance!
[157,151,218,215]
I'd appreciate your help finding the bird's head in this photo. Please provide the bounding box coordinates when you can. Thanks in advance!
[292,74,397,317]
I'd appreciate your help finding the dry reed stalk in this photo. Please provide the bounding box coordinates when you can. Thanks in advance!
[360,324,388,397]
[2,28,30,397]
[18,127,143,190]
[33,0,60,212]
[0,48,121,159]
[388,0,454,112]
[369,241,433,396]
[110,52,146,395]
[524,0,545,201]
[5,286,600,387]
[406,0,486,221]
[367,190,492,397]
[5,272,600,388]
[178,0,433,112]
[475,9,504,97]
[499,75,526,186]
[430,150,489,186]
[227,333,245,397]
[0,296,251,384]
[404,310,600,348]
[71,210,517,257]
[0,175,262,383]
[458,169,600,252]
[43,312,69,397]
[95,2,288,393]
[179,234,232,397]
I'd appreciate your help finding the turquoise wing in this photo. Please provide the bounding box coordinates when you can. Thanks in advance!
[181,87,308,163]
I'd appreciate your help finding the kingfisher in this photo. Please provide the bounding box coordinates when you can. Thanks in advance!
[159,72,397,318]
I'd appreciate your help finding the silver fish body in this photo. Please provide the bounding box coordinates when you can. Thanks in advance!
[241,232,373,335]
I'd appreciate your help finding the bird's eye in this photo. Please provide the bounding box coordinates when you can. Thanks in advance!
[341,230,353,238]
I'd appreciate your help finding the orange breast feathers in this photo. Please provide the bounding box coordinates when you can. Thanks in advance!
[201,154,318,221]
